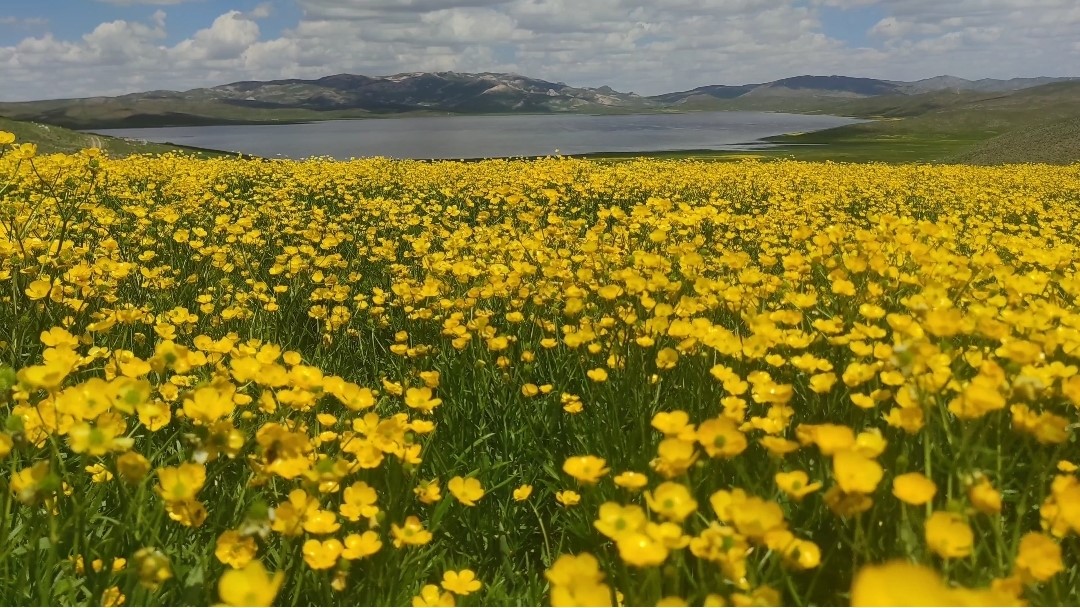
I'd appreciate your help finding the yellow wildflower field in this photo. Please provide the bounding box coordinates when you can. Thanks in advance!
[0,135,1078,606]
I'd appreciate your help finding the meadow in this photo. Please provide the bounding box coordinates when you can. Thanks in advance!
[0,132,1078,606]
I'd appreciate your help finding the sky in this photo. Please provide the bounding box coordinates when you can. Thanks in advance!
[0,0,1078,101]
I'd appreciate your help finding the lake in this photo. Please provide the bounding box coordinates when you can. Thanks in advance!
[92,112,863,160]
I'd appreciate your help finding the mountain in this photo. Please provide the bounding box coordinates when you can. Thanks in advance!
[896,75,1078,94]
[652,76,903,107]
[645,74,1075,107]
[0,71,1076,131]
[0,72,652,129]
[740,75,903,98]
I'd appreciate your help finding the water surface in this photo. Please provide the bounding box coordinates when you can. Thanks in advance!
[93,112,863,160]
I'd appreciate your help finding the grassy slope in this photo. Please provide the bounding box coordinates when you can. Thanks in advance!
[0,116,239,158]
[949,116,1080,165]
[754,82,1080,163]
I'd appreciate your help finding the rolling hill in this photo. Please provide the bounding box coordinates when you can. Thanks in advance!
[1,72,1075,131]
[0,72,651,130]
[1,71,1078,163]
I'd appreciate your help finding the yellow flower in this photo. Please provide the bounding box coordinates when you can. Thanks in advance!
[759,436,801,457]
[392,516,433,547]
[1013,532,1063,583]
[182,385,235,424]
[696,417,747,458]
[0,130,15,145]
[165,499,207,528]
[967,478,1002,515]
[594,502,647,540]
[775,471,822,501]
[853,560,1020,606]
[797,423,854,455]
[404,386,443,413]
[215,530,257,568]
[340,481,380,521]
[655,348,679,370]
[343,531,383,560]
[413,584,456,607]
[513,484,533,501]
[563,455,610,484]
[302,538,343,570]
[925,511,973,559]
[645,482,698,523]
[613,471,649,491]
[302,509,341,534]
[218,560,284,607]
[616,531,669,567]
[545,553,613,607]
[441,569,482,595]
[0,433,11,460]
[556,490,581,507]
[892,472,937,506]
[729,496,785,540]
[823,486,874,518]
[448,476,485,506]
[850,561,957,606]
[132,547,172,590]
[653,438,698,478]
[651,410,696,439]
[24,278,55,301]
[100,586,125,607]
[67,422,134,456]
[832,450,883,495]
[586,368,608,382]
[155,463,206,502]
[414,479,443,505]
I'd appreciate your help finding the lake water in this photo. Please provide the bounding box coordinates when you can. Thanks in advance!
[92,112,863,160]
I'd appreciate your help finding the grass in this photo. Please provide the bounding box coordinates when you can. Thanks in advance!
[950,116,1080,165]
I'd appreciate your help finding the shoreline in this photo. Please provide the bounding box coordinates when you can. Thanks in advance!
[91,111,867,162]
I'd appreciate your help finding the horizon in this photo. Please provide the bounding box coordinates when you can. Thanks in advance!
[2,0,1079,102]
[9,70,1080,105]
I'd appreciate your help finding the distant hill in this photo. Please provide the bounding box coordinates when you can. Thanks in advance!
[896,75,1078,94]
[0,72,652,130]
[1,71,1075,131]
[2,71,1078,163]
[741,75,903,98]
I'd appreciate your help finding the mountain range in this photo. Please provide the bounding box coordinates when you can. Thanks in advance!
[0,72,1076,129]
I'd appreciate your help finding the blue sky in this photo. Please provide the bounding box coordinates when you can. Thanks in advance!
[1,0,1077,101]
[0,0,299,45]
[817,4,887,48]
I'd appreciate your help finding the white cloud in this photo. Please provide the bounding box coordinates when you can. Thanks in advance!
[0,1,1077,101]
[171,11,260,62]
[247,3,274,20]
[0,16,48,27]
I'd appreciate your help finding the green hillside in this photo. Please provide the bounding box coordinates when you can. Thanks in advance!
[949,116,1080,165]
[0,116,228,157]
[759,82,1080,163]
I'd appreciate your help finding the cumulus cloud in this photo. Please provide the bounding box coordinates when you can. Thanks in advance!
[0,0,1077,101]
